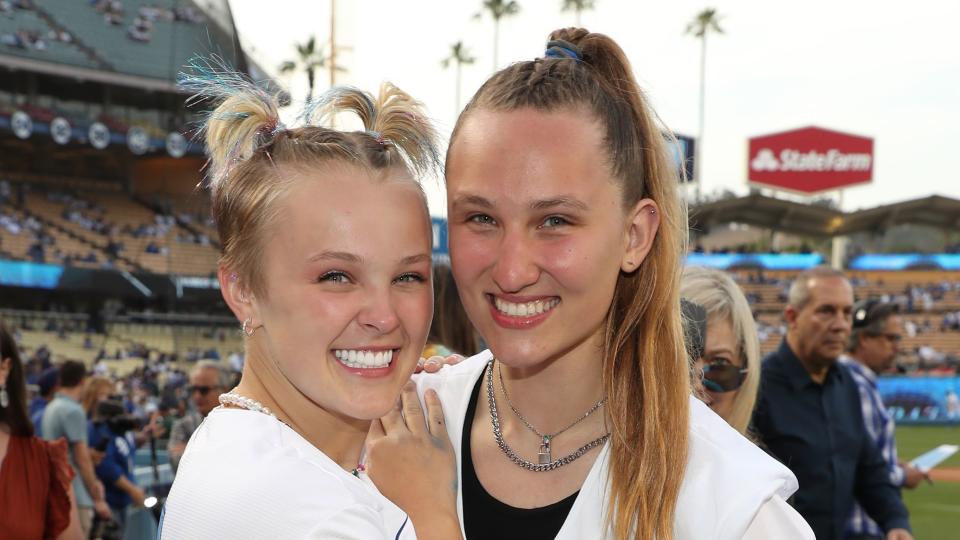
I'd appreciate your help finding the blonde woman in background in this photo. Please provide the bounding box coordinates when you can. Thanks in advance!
[681,266,761,436]
[80,377,113,420]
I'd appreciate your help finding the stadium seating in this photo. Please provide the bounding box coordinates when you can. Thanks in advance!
[0,6,99,69]
[2,174,221,275]
[31,0,215,80]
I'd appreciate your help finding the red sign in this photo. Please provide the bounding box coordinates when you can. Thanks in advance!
[747,126,873,193]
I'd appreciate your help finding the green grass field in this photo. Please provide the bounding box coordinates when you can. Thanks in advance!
[896,425,960,540]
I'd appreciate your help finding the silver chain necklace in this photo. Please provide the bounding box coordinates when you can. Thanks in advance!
[497,361,606,464]
[486,360,609,472]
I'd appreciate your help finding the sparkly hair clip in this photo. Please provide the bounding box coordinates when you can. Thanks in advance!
[544,39,582,61]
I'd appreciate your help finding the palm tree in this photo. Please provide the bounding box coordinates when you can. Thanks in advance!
[442,41,477,116]
[685,8,724,202]
[278,36,337,102]
[475,0,520,71]
[561,0,595,26]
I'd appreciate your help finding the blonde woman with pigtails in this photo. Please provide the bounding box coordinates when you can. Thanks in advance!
[159,66,462,539]
[368,29,815,539]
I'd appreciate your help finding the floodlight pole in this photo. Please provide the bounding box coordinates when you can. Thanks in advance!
[329,0,337,87]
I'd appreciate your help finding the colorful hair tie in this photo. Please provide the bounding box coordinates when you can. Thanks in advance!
[545,39,582,61]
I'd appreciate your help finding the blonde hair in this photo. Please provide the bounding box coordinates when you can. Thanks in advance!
[450,28,689,539]
[680,266,761,436]
[185,73,441,298]
[82,376,114,418]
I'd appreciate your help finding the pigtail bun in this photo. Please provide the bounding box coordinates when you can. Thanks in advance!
[303,83,442,179]
[178,57,283,193]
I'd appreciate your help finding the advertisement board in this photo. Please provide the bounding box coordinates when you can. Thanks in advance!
[747,126,873,194]
[878,377,960,425]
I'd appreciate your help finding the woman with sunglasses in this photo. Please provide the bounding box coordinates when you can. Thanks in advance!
[681,266,761,437]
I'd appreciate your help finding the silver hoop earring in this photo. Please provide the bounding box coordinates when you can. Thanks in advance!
[241,318,255,337]
[0,383,8,409]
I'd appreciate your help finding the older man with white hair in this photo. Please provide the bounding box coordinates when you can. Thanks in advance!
[168,361,233,473]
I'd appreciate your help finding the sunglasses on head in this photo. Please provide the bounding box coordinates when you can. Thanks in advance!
[701,363,748,393]
[188,385,217,396]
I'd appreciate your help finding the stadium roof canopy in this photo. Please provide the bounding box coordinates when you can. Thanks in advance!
[690,193,960,238]
[0,0,266,93]
[690,193,842,238]
[837,195,960,235]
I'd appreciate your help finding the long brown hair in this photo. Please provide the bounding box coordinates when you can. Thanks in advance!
[429,263,479,356]
[448,28,690,539]
[0,319,33,437]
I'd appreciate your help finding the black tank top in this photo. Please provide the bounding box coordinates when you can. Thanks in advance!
[461,375,579,539]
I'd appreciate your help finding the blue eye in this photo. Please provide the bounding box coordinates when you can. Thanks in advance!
[395,273,425,284]
[541,215,570,228]
[318,271,350,284]
[468,214,496,226]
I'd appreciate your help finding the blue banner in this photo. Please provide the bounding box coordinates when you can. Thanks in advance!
[0,259,64,289]
[849,253,960,271]
[431,217,448,262]
[685,253,824,270]
[877,376,960,424]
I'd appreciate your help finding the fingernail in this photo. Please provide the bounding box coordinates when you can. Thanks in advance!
[425,359,440,367]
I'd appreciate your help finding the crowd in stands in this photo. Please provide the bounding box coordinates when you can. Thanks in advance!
[0,1,74,52]
[89,0,203,43]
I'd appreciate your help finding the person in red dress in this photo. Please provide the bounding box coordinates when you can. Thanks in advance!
[0,319,82,540]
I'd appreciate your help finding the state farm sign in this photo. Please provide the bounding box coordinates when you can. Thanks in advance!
[747,126,873,194]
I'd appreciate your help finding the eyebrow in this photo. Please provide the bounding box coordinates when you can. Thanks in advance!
[308,251,362,263]
[529,196,589,212]
[451,194,493,209]
[307,251,432,265]
[451,194,588,212]
[400,253,432,265]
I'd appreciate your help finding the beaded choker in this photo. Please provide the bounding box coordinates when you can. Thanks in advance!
[218,391,365,476]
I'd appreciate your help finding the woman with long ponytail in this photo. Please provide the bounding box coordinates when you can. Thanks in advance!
[374,29,814,539]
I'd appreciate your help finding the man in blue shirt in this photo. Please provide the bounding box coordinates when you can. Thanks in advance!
[841,300,926,539]
[752,267,912,540]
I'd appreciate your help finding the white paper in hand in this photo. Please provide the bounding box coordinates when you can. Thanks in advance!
[909,444,959,473]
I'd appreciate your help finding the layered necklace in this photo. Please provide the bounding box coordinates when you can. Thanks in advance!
[218,391,366,477]
[486,359,609,472]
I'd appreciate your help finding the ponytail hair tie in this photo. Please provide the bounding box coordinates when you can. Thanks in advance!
[545,39,582,61]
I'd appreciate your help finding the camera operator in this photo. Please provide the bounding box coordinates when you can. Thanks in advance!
[89,398,147,532]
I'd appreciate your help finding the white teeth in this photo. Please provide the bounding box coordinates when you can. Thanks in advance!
[494,298,559,317]
[333,349,395,369]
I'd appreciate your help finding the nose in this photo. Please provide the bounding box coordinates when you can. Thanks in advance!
[491,227,539,293]
[357,288,401,335]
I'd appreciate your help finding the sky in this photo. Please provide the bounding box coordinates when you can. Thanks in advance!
[228,0,960,216]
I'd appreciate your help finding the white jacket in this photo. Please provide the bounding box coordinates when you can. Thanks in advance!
[415,350,814,539]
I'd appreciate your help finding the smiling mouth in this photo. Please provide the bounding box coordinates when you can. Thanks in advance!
[489,295,560,317]
[333,349,398,369]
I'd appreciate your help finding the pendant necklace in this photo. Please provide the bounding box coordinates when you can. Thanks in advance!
[487,359,609,472]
